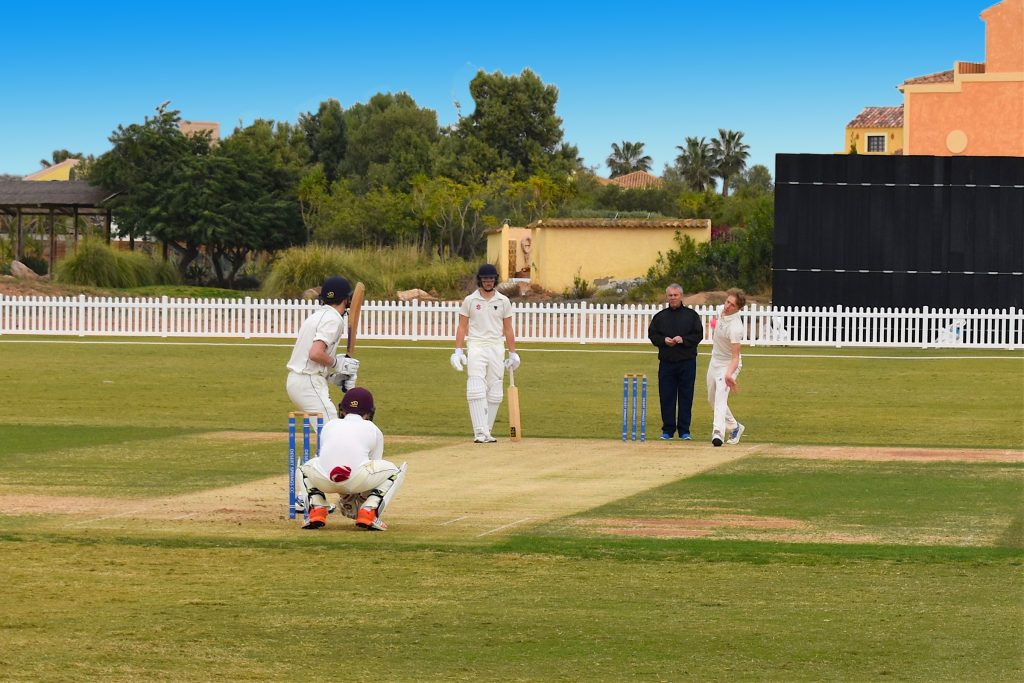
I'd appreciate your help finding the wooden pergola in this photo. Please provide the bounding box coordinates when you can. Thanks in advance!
[0,180,117,265]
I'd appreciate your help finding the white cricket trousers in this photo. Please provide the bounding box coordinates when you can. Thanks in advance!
[299,458,400,508]
[287,371,338,421]
[465,343,504,436]
[706,359,741,437]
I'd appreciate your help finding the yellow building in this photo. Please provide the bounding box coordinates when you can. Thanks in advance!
[486,218,711,293]
[24,158,81,181]
[845,106,905,155]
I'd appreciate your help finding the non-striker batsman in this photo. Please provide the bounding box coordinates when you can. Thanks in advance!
[450,263,520,443]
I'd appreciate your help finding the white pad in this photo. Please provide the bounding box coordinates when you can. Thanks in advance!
[377,462,407,516]
[486,380,503,403]
[298,462,329,508]
[487,400,501,431]
[466,377,486,400]
[467,377,488,435]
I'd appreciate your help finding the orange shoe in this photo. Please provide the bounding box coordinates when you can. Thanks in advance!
[302,506,328,529]
[355,507,388,531]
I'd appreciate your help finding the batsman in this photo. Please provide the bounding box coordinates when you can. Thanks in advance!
[450,263,520,443]
[285,275,363,422]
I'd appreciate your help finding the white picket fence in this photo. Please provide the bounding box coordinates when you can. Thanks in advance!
[0,294,1020,348]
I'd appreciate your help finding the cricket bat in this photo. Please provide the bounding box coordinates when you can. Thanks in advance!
[346,282,365,356]
[508,367,522,442]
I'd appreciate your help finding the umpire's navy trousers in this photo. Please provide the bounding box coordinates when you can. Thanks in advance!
[657,358,697,437]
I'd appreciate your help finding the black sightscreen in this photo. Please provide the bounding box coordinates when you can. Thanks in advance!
[773,154,1024,309]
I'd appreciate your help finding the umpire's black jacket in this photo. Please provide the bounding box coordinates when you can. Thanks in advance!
[648,304,703,362]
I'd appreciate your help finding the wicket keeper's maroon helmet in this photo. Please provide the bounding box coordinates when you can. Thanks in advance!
[339,387,375,419]
[319,276,352,305]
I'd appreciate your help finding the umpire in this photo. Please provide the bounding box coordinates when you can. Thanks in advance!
[647,283,704,440]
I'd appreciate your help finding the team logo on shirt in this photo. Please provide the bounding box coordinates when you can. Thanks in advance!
[475,304,482,310]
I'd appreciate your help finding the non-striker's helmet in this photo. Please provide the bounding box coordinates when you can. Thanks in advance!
[319,276,352,305]
[476,263,499,287]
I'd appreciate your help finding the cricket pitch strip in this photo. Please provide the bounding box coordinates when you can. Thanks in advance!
[2,438,1018,541]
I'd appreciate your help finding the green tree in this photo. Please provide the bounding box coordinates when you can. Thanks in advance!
[606,141,652,177]
[732,164,774,197]
[315,182,418,248]
[411,176,494,259]
[205,119,306,285]
[710,128,750,197]
[297,164,329,243]
[733,194,774,291]
[674,137,718,192]
[87,109,213,274]
[457,68,580,180]
[340,92,439,192]
[38,149,82,168]
[298,99,346,182]
[487,170,576,224]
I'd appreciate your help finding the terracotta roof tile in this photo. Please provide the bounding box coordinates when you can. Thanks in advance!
[901,69,954,86]
[528,218,708,229]
[607,171,664,189]
[847,105,904,128]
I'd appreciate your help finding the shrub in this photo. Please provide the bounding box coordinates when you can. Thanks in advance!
[262,244,478,300]
[564,269,595,300]
[55,240,178,288]
[20,255,49,276]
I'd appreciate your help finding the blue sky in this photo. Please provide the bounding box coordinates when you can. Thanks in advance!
[0,1,989,178]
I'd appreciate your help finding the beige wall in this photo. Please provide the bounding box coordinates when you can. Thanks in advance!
[531,223,710,293]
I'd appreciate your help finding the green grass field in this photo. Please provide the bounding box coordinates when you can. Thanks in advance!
[1,338,1022,681]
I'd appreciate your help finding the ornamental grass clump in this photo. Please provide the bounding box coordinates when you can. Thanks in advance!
[55,239,177,288]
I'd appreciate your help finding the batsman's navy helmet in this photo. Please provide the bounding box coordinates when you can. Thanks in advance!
[339,387,375,419]
[320,276,352,305]
[476,263,499,287]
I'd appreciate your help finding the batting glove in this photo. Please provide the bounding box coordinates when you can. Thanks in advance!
[333,355,360,375]
[450,348,467,371]
[341,374,357,392]
[504,351,521,370]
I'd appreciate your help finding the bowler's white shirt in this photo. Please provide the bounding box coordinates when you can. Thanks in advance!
[711,312,744,363]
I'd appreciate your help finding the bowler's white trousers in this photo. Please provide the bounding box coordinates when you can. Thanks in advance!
[706,359,741,437]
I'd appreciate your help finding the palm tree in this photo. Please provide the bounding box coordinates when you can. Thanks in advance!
[606,140,652,178]
[39,149,80,168]
[710,129,750,197]
[674,137,718,192]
